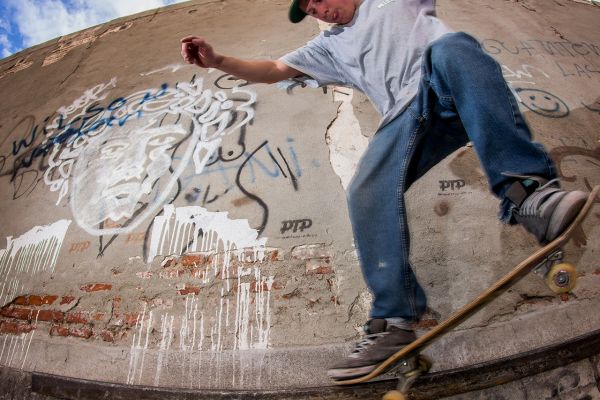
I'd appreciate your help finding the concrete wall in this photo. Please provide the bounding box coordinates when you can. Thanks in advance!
[0,0,598,393]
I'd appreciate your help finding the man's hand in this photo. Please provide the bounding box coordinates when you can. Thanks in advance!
[180,36,223,68]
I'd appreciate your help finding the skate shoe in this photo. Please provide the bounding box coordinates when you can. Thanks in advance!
[327,319,416,381]
[505,175,587,244]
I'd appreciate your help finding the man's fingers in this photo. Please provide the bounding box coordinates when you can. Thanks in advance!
[180,36,198,43]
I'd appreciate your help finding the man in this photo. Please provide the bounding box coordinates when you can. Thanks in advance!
[181,0,588,381]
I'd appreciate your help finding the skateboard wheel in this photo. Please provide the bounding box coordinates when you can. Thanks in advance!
[383,390,406,400]
[545,263,577,294]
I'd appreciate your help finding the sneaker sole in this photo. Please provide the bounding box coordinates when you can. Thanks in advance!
[327,364,377,380]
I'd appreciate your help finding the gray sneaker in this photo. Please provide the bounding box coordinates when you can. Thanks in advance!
[505,176,587,244]
[327,319,416,381]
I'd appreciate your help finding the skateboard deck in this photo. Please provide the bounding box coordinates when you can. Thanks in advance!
[334,185,599,395]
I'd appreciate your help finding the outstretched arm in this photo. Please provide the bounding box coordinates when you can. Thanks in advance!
[181,36,302,84]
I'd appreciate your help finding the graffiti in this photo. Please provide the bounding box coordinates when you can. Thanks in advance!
[0,220,71,307]
[514,88,570,118]
[124,204,274,383]
[0,329,36,370]
[280,219,313,234]
[482,39,600,59]
[276,76,321,94]
[69,241,90,253]
[550,146,599,202]
[127,267,274,386]
[147,204,267,264]
[214,73,249,90]
[555,61,600,79]
[502,64,550,85]
[33,75,257,237]
[582,99,600,115]
[439,179,466,191]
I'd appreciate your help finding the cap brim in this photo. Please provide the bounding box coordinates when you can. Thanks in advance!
[288,0,307,23]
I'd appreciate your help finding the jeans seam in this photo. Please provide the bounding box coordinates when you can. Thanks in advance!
[396,116,423,318]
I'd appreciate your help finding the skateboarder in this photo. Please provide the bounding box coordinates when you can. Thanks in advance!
[180,0,588,381]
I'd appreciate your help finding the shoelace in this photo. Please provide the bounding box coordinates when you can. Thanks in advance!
[519,178,560,217]
[349,332,388,358]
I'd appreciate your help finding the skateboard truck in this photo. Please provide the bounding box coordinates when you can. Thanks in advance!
[383,356,431,400]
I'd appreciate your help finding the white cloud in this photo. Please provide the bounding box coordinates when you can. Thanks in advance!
[5,0,188,50]
[0,33,13,58]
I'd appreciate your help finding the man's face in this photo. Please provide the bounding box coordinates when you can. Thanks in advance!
[300,0,357,24]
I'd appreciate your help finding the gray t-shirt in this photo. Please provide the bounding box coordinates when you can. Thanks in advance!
[280,0,452,128]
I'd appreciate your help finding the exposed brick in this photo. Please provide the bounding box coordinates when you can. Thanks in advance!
[12,295,58,306]
[282,288,303,299]
[100,330,115,342]
[80,284,112,292]
[159,269,186,279]
[1,306,32,320]
[250,280,283,293]
[305,258,333,275]
[291,244,332,260]
[264,247,284,261]
[65,311,90,324]
[136,271,154,279]
[92,312,106,322]
[13,296,28,306]
[594,269,600,276]
[60,296,76,305]
[49,325,69,337]
[0,321,34,335]
[69,327,93,339]
[190,268,207,279]
[161,257,178,268]
[126,232,145,243]
[29,295,59,306]
[123,313,140,326]
[36,310,65,323]
[178,285,201,296]
[180,254,211,267]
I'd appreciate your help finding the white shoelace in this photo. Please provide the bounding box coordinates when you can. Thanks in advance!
[349,332,388,358]
[519,178,560,216]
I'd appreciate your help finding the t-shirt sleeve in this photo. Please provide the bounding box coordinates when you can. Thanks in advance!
[279,36,343,87]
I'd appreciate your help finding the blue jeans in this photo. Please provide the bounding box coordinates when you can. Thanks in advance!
[346,32,556,322]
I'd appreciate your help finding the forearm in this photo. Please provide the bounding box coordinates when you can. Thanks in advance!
[215,56,299,84]
[181,36,301,84]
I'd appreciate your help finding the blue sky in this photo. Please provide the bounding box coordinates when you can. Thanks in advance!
[0,0,188,59]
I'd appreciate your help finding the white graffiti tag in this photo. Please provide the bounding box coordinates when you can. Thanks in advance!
[42,73,256,236]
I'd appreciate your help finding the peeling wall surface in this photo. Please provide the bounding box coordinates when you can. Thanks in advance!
[0,0,598,394]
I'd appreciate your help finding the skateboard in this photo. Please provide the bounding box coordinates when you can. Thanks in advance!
[334,185,600,400]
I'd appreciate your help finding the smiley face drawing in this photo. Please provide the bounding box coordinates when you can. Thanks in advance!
[515,88,570,118]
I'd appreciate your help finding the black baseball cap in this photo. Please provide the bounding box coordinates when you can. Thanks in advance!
[289,0,307,23]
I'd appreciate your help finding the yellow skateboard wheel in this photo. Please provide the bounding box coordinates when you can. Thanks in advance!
[545,263,577,294]
[383,390,406,400]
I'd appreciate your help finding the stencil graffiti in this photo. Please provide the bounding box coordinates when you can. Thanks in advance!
[280,219,313,234]
[514,88,570,118]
